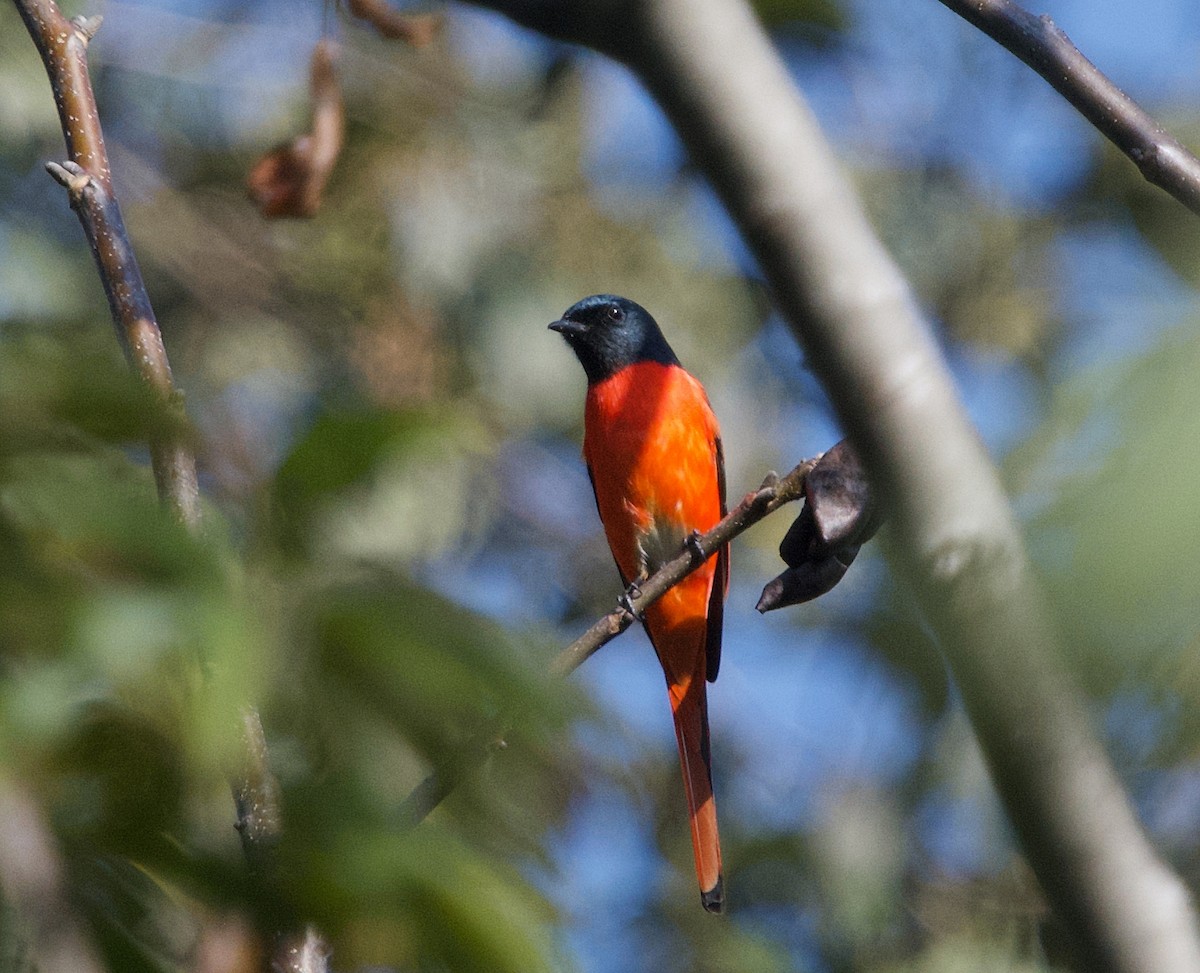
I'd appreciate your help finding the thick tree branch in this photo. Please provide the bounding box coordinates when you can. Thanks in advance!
[397,455,822,827]
[15,1,200,528]
[462,1,1200,969]
[937,0,1200,216]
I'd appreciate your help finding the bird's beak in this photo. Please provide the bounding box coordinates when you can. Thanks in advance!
[549,318,586,338]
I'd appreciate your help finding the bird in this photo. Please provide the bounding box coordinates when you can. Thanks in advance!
[550,294,728,913]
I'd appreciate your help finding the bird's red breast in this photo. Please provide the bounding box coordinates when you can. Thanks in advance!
[583,359,727,905]
[583,361,725,613]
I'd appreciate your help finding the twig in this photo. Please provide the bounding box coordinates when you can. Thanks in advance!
[16,1,201,528]
[234,715,330,973]
[396,455,822,827]
[936,0,1200,216]
[234,709,285,874]
[550,457,818,676]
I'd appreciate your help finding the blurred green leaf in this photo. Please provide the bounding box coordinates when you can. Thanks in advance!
[754,0,847,33]
[316,825,561,973]
[50,702,184,858]
[1015,326,1200,677]
[310,577,570,769]
[272,408,489,561]
[0,327,189,454]
[1087,124,1200,285]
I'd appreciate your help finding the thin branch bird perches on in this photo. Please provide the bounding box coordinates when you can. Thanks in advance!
[397,451,833,827]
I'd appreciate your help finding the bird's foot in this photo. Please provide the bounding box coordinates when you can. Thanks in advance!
[619,578,644,617]
[685,530,707,563]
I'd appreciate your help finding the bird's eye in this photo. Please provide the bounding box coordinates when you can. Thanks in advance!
[604,305,624,324]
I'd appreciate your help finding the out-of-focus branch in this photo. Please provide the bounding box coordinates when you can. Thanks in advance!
[396,725,508,829]
[936,0,1200,216]
[16,1,200,528]
[234,709,285,874]
[461,1,1200,970]
[233,710,330,973]
[269,932,331,973]
[14,7,320,971]
[346,0,442,45]
[0,782,105,973]
[397,455,822,827]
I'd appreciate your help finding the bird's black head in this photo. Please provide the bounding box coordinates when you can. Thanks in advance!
[549,294,679,385]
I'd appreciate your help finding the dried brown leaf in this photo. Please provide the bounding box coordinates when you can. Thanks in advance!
[247,40,344,219]
[347,0,442,46]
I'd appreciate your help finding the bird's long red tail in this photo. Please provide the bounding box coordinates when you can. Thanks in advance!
[667,665,723,912]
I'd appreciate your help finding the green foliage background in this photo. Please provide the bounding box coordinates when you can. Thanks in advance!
[2,1,1200,971]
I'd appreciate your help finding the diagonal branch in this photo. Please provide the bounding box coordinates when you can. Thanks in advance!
[16,1,200,528]
[548,456,820,676]
[396,454,822,827]
[936,0,1200,215]
[460,1,1200,969]
[45,160,201,526]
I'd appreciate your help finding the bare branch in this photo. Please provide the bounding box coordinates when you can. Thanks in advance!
[936,0,1200,216]
[397,455,821,827]
[461,0,1200,969]
[44,160,201,524]
[235,711,331,973]
[269,928,331,973]
[550,459,816,677]
[16,1,201,529]
[234,708,285,873]
[13,4,110,189]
